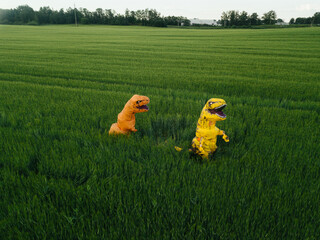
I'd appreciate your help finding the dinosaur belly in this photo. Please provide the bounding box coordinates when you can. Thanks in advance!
[191,126,220,157]
[196,126,220,140]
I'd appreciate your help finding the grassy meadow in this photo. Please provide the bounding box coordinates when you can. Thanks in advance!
[0,25,319,239]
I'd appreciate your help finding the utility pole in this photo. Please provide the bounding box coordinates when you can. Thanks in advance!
[74,4,78,27]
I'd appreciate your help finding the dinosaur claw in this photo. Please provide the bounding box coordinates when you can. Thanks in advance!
[223,135,229,142]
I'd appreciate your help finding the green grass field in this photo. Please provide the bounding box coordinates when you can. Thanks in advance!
[0,25,319,239]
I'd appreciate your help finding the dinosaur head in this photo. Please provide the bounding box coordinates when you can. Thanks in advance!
[202,98,227,121]
[129,95,150,113]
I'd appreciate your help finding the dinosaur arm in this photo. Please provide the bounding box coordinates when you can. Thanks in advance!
[221,130,229,142]
[216,128,229,142]
[216,128,224,136]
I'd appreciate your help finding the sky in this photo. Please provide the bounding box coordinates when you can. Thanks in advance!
[1,0,319,22]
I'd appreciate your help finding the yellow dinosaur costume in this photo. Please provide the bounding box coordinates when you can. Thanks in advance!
[176,98,229,158]
[109,95,150,135]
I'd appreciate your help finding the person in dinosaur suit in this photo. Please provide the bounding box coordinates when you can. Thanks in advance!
[109,95,150,135]
[175,98,229,158]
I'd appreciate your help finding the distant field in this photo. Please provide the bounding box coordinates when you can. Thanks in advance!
[0,25,319,239]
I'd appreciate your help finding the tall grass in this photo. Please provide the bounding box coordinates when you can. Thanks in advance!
[0,25,319,239]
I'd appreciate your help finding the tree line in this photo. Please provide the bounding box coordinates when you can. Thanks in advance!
[220,10,320,26]
[0,5,190,27]
[0,5,319,27]
[289,15,320,25]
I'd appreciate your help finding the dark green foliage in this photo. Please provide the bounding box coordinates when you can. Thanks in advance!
[0,6,168,27]
[0,25,319,239]
[314,12,320,24]
[221,10,263,27]
[262,10,277,24]
[1,5,318,28]
[291,12,320,25]
[295,17,313,24]
[220,10,319,27]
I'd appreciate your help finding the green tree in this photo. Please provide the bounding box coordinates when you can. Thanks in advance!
[221,11,229,27]
[289,18,295,24]
[80,8,92,24]
[313,12,320,24]
[182,18,190,26]
[295,17,312,24]
[37,6,52,24]
[229,10,239,26]
[15,5,35,24]
[249,12,260,25]
[262,10,277,24]
[146,9,160,21]
[0,9,13,24]
[220,10,240,26]
[124,10,136,25]
[57,9,66,24]
[105,9,115,24]
[94,8,104,24]
[239,11,249,26]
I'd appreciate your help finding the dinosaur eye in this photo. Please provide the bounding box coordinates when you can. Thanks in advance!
[136,100,141,104]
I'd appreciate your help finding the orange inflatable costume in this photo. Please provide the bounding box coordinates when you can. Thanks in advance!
[109,95,150,135]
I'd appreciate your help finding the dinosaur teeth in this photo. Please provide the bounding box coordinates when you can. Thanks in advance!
[216,111,226,118]
[207,104,226,118]
[137,105,149,110]
[214,104,226,111]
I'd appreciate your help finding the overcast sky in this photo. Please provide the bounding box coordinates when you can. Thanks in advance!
[1,0,319,22]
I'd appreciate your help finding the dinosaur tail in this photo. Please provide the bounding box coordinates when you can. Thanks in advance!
[174,146,183,152]
[175,146,193,152]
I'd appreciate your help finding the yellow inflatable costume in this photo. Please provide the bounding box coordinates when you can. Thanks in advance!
[109,95,150,135]
[176,98,229,158]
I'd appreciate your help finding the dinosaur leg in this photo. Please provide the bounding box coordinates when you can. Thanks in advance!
[209,144,218,155]
[130,127,138,132]
[191,137,209,158]
[109,123,127,135]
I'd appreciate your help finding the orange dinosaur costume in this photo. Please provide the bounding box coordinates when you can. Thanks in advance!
[109,95,150,135]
